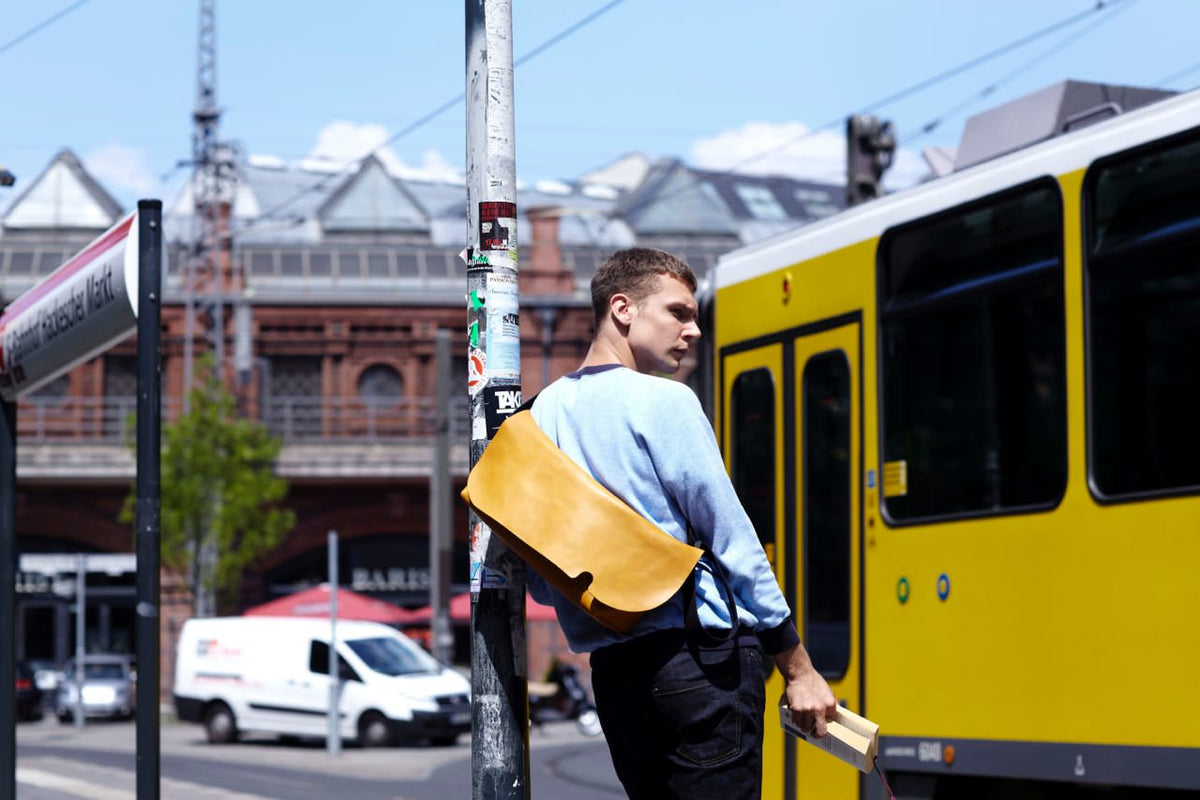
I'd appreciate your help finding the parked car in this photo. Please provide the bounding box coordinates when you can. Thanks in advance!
[29,659,61,696]
[16,661,44,722]
[55,654,136,722]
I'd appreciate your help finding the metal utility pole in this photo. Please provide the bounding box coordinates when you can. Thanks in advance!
[0,166,11,800]
[0,396,12,798]
[74,555,86,730]
[0,164,14,799]
[430,330,454,666]
[327,530,341,757]
[466,1,529,797]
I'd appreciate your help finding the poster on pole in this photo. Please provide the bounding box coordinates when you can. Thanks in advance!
[484,271,520,382]
[0,210,153,401]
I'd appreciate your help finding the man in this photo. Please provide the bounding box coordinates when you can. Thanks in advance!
[527,247,836,799]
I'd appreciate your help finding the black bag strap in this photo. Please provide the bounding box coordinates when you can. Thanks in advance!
[516,392,538,413]
[683,524,740,645]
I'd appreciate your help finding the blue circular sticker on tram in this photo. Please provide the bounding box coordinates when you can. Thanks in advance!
[937,573,951,601]
[896,577,910,604]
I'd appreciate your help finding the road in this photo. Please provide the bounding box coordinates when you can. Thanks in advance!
[15,715,622,799]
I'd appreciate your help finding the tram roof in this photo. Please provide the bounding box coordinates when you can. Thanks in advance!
[715,86,1200,290]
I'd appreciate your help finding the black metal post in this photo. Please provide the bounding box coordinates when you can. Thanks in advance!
[135,199,163,800]
[0,398,15,799]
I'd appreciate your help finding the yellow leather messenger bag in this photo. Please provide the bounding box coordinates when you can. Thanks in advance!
[459,408,704,634]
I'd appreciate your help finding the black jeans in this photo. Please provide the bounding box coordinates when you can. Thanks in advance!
[590,629,767,800]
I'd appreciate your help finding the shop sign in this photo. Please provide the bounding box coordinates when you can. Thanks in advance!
[351,567,431,593]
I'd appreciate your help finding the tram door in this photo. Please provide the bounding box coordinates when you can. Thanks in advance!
[723,344,787,794]
[792,322,863,800]
[723,319,862,799]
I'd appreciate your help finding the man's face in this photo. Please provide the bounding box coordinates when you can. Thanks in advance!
[622,274,701,375]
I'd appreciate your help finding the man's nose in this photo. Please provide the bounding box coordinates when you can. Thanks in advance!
[684,321,701,341]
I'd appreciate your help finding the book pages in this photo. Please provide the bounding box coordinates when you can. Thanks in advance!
[779,704,880,773]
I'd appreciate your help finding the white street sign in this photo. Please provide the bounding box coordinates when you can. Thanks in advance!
[0,210,153,400]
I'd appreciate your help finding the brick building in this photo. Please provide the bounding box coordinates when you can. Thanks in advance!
[0,147,841,692]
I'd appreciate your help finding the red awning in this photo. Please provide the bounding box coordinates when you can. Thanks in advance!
[243,585,418,625]
[405,591,557,624]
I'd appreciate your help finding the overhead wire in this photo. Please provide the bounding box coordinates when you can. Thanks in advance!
[0,0,93,211]
[722,0,1130,178]
[621,0,1133,216]
[0,0,90,57]
[242,0,627,230]
[241,0,1130,230]
[852,1,1130,117]
[899,0,1139,144]
[1155,60,1200,89]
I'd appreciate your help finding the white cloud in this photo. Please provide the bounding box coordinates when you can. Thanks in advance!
[83,142,157,201]
[309,120,392,164]
[405,148,464,184]
[689,121,927,191]
[306,121,462,183]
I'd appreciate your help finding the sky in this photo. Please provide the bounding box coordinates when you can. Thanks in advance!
[2,0,1199,215]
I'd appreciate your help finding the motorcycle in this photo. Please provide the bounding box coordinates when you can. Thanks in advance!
[528,662,603,737]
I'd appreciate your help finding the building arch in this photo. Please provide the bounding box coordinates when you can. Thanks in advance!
[356,362,404,404]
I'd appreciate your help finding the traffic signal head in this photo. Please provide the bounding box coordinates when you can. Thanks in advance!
[846,115,896,206]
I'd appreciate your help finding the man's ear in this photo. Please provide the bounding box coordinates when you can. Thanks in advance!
[609,292,635,327]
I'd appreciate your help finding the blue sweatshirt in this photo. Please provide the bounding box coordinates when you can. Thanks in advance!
[527,364,800,655]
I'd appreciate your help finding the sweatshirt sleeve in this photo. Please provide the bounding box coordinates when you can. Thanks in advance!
[525,569,555,606]
[635,382,799,654]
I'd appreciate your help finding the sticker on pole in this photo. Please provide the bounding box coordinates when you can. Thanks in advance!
[0,211,154,401]
[467,349,487,396]
[478,201,517,270]
[469,522,513,591]
[483,385,522,438]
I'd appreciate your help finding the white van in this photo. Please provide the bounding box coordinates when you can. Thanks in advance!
[174,617,471,746]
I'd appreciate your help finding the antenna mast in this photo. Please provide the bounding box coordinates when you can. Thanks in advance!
[187,0,236,619]
[187,0,235,407]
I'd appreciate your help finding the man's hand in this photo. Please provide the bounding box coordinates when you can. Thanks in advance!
[774,643,838,737]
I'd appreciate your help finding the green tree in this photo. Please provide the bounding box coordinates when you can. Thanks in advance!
[124,357,295,615]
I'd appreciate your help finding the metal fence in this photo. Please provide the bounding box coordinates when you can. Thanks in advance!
[18,396,146,443]
[261,396,470,441]
[15,395,470,444]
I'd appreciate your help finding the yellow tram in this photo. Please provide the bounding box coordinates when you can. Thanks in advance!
[711,88,1200,798]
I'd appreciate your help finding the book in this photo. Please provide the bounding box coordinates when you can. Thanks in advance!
[779,704,880,773]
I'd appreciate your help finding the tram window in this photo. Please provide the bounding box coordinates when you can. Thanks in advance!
[730,368,775,550]
[1087,137,1200,496]
[880,183,1067,520]
[803,352,850,678]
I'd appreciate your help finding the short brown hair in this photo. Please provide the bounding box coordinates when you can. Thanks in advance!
[590,248,696,328]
